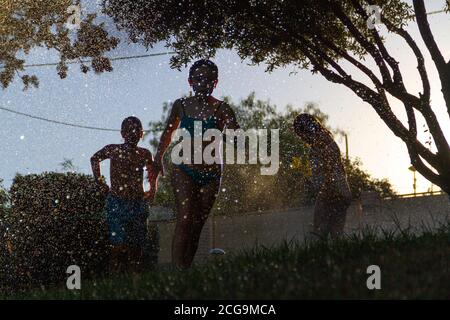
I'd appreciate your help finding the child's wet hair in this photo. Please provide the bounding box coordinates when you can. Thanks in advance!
[188,59,218,81]
[121,116,143,144]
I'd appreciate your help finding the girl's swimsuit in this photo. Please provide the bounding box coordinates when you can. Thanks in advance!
[176,99,223,186]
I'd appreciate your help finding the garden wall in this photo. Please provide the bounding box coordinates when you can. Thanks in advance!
[154,194,450,264]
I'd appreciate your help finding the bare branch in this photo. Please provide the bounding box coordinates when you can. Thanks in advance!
[302,40,443,175]
[407,144,443,187]
[327,1,393,85]
[382,19,430,103]
[413,0,450,118]
[345,1,450,164]
[310,33,384,91]
[413,0,446,70]
[349,0,404,86]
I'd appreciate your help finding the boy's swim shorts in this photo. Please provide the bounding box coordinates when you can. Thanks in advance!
[105,193,149,247]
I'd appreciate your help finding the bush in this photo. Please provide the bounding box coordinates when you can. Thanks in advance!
[0,172,159,289]
[343,158,396,199]
[4,172,109,288]
[3,172,159,290]
[0,206,13,292]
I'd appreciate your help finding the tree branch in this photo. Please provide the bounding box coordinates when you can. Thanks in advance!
[413,0,446,70]
[406,142,443,188]
[349,0,404,87]
[295,35,439,172]
[342,1,450,164]
[382,19,430,103]
[413,0,450,117]
[309,32,384,91]
[328,1,393,85]
[259,0,447,181]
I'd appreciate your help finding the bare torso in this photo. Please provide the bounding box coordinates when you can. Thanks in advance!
[106,144,152,200]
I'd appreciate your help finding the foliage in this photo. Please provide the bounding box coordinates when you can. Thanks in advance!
[104,0,450,194]
[103,0,412,70]
[0,0,119,89]
[344,158,395,199]
[0,178,8,209]
[59,158,78,172]
[0,172,159,290]
[3,172,110,289]
[0,172,159,291]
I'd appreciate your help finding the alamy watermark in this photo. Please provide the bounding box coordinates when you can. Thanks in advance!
[66,4,81,30]
[366,5,382,30]
[66,265,81,290]
[366,265,381,290]
[170,122,280,175]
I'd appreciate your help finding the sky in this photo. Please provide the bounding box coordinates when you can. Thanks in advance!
[0,1,449,195]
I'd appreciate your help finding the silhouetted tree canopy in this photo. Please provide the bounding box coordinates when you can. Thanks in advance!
[0,0,119,89]
[104,0,450,194]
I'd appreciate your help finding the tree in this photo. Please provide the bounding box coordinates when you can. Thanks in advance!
[104,0,450,194]
[0,0,119,89]
[59,158,78,172]
[145,93,394,213]
[0,179,8,210]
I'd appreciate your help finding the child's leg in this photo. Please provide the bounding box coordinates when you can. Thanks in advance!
[329,211,346,239]
[127,246,144,273]
[106,194,128,273]
[110,244,127,273]
[123,211,146,271]
[184,179,220,267]
[171,167,197,268]
[328,199,350,239]
[313,196,332,239]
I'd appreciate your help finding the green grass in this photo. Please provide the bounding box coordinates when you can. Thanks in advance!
[4,223,450,299]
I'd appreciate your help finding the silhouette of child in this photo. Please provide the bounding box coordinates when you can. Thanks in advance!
[153,59,239,268]
[91,116,157,272]
[293,113,352,239]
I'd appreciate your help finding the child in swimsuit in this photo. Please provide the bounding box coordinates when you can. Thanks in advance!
[91,116,158,272]
[153,59,240,268]
[293,113,352,239]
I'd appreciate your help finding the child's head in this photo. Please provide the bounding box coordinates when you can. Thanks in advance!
[121,116,143,145]
[293,113,327,145]
[188,59,218,96]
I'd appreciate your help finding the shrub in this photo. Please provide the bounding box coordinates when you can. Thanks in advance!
[4,172,109,288]
[4,172,159,289]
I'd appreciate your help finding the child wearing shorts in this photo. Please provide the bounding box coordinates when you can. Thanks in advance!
[91,116,158,272]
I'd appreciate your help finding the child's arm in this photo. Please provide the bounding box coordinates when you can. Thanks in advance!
[154,99,183,176]
[218,102,242,151]
[90,145,113,193]
[218,102,240,131]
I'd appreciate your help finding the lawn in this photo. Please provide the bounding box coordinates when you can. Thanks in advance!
[4,223,450,299]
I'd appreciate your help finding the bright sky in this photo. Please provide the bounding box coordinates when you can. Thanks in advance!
[0,1,449,194]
